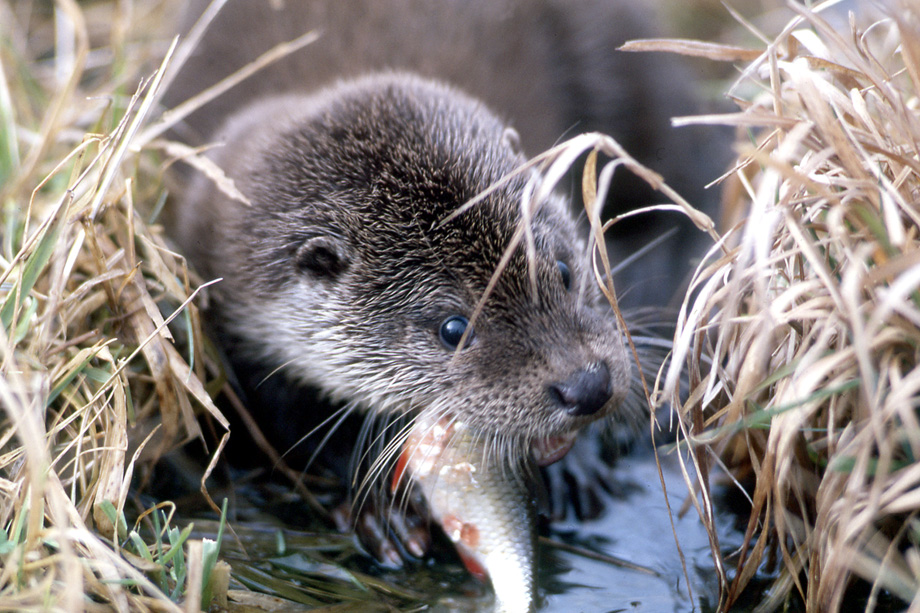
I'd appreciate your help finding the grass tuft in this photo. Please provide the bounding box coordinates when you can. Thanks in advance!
[0,1,227,610]
[660,1,920,610]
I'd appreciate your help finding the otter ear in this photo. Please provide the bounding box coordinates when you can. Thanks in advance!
[294,235,352,278]
[502,127,523,155]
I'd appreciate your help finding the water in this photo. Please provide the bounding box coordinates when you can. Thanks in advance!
[539,450,729,612]
[178,445,752,611]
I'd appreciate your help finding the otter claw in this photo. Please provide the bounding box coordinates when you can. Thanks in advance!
[380,501,431,559]
[357,510,404,567]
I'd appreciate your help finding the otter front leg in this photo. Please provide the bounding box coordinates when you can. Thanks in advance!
[220,356,433,565]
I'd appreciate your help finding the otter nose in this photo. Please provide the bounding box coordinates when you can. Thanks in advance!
[547,361,612,417]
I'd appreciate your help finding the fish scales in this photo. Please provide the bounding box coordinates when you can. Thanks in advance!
[394,414,537,613]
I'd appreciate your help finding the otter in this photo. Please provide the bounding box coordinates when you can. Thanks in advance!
[176,71,630,451]
[165,0,725,561]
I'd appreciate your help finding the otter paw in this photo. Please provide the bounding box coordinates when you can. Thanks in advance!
[332,491,431,568]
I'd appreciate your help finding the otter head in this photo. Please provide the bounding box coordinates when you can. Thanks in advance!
[197,73,633,465]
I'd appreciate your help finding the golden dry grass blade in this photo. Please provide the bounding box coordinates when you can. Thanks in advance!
[140,29,320,145]
[620,38,763,62]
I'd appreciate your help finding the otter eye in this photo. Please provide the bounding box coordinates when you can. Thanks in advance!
[439,316,471,350]
[557,260,572,291]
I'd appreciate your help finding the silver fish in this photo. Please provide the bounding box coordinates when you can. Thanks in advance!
[393,413,537,613]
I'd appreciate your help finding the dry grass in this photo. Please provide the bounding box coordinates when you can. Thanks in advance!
[0,1,231,609]
[660,1,920,610]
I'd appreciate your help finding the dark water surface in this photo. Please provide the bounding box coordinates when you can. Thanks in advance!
[184,447,747,611]
[538,450,731,612]
[185,442,906,612]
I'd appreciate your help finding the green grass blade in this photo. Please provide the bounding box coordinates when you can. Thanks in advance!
[1,200,68,332]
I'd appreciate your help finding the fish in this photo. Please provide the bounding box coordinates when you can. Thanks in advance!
[392,413,537,613]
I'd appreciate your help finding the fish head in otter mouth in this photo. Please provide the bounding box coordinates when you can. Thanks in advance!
[218,74,634,467]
